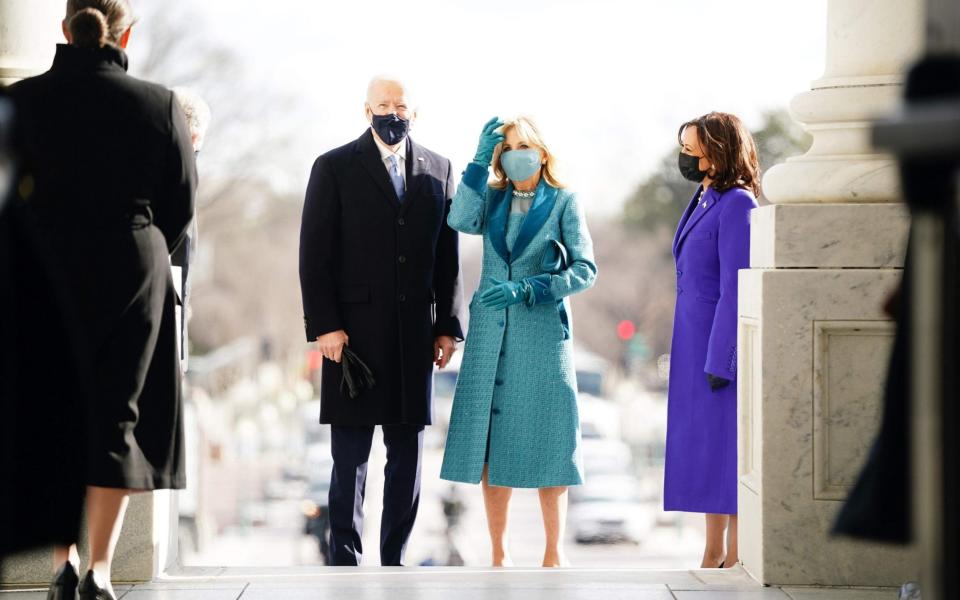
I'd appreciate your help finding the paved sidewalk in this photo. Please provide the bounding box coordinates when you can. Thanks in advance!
[0,565,899,599]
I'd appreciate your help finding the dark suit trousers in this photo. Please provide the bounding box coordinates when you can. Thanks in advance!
[328,424,424,566]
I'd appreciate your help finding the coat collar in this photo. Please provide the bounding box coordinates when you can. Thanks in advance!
[51,43,129,73]
[356,130,430,214]
[673,185,719,256]
[487,179,559,264]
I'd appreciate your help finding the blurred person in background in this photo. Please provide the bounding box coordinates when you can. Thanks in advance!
[6,0,197,597]
[663,112,759,569]
[299,75,464,566]
[170,87,210,373]
[440,116,597,567]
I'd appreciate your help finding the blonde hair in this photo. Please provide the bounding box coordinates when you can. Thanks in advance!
[490,116,565,190]
[65,0,135,49]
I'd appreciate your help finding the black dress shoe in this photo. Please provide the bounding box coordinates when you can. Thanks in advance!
[47,562,79,600]
[78,570,116,600]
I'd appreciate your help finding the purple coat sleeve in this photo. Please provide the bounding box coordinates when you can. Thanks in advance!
[704,190,755,379]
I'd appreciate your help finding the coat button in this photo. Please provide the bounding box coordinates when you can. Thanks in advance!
[497,320,504,327]
[399,294,406,302]
[491,408,501,415]
[495,379,503,386]
[676,270,682,277]
[398,255,407,263]
[398,217,405,226]
[499,349,504,357]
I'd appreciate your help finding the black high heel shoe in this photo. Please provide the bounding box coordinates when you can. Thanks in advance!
[47,562,79,600]
[78,570,116,600]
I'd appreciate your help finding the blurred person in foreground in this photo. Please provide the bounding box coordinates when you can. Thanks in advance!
[439,116,597,567]
[170,87,210,373]
[663,112,759,569]
[6,0,196,597]
[298,75,464,566]
[0,88,88,585]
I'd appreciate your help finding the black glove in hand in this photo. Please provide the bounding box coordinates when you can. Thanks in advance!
[707,373,731,392]
[341,346,376,399]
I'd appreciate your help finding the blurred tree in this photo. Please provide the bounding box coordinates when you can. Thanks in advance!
[125,2,308,360]
[621,109,811,231]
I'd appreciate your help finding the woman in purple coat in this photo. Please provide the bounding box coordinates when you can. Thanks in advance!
[664,112,760,569]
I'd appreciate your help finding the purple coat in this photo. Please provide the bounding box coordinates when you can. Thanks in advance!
[663,185,756,514]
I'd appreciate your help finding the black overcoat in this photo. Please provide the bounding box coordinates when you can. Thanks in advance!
[299,130,464,425]
[8,44,196,490]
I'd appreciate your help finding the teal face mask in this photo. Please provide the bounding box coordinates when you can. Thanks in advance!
[501,149,542,183]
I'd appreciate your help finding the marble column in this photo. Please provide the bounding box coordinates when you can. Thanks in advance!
[0,0,62,85]
[0,0,178,586]
[738,0,923,587]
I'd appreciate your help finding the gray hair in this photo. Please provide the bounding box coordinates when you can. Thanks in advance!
[172,87,212,150]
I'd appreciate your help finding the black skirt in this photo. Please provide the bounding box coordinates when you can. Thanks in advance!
[53,216,186,491]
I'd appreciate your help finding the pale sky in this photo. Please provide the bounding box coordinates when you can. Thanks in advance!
[184,0,827,216]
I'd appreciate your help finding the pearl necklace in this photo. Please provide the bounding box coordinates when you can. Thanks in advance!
[512,189,536,199]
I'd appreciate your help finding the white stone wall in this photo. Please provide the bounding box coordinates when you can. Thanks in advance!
[738,0,923,587]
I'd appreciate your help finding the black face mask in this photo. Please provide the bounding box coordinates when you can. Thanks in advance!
[370,113,410,146]
[678,152,709,183]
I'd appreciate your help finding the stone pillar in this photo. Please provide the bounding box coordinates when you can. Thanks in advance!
[0,0,62,85]
[2,493,179,586]
[738,0,923,587]
[0,0,179,586]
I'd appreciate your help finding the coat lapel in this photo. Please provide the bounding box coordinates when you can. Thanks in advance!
[486,184,512,264]
[357,129,401,211]
[674,186,718,256]
[400,137,428,216]
[510,182,558,263]
[673,185,702,256]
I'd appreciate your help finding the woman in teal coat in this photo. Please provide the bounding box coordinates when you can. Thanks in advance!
[440,116,597,567]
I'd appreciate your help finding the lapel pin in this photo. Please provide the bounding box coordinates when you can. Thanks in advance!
[417,157,425,162]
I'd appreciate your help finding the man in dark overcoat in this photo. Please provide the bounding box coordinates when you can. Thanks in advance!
[299,76,464,566]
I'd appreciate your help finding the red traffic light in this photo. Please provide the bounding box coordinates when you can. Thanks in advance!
[616,320,636,341]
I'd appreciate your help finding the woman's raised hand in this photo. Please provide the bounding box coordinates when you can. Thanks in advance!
[473,116,505,166]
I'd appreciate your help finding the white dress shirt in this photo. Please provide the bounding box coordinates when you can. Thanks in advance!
[372,130,407,188]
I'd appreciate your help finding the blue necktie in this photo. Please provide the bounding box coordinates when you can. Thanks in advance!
[388,155,405,202]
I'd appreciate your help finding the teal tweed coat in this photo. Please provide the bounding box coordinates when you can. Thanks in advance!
[439,162,597,488]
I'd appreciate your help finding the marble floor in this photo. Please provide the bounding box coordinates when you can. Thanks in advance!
[0,566,901,599]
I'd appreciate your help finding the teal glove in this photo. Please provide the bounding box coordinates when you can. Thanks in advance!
[473,116,505,166]
[479,278,531,310]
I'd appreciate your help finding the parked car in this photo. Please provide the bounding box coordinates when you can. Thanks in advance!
[569,474,655,544]
[581,438,633,477]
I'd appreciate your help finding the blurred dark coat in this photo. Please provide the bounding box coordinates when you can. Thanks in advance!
[0,198,87,554]
[835,56,960,545]
[299,130,464,425]
[8,44,196,490]
[0,91,86,555]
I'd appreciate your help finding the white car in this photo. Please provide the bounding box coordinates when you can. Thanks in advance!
[580,438,633,477]
[569,475,655,544]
